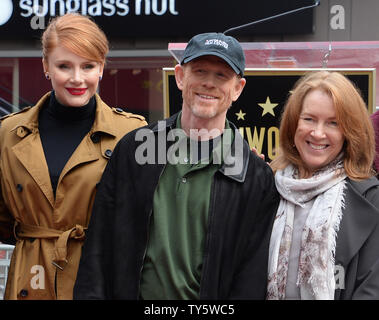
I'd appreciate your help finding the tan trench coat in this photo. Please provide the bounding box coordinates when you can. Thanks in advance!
[0,92,147,299]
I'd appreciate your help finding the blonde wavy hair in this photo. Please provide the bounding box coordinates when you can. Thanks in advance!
[270,71,375,180]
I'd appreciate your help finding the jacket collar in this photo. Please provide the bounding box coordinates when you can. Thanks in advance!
[151,112,249,183]
[336,178,379,265]
[11,92,117,138]
[11,92,49,134]
[90,94,117,137]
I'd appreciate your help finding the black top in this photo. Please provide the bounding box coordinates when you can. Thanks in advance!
[38,91,96,195]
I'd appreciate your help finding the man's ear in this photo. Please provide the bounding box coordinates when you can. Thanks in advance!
[232,77,246,102]
[174,64,185,91]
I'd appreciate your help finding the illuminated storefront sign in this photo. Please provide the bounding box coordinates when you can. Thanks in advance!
[0,0,314,38]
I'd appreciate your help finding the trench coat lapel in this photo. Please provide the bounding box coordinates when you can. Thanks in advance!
[11,93,55,206]
[10,93,118,206]
[58,94,117,182]
[334,181,379,299]
[58,134,99,183]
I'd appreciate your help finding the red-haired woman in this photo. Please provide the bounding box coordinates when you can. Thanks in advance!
[267,71,379,300]
[0,13,147,299]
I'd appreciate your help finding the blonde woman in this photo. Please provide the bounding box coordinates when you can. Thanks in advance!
[267,71,379,299]
[0,14,147,299]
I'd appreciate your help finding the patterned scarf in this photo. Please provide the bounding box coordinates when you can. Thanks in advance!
[267,158,347,300]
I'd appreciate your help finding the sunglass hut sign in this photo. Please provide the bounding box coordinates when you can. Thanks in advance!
[0,0,178,31]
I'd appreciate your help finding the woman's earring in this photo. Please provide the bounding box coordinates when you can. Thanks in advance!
[99,75,102,81]
[45,73,50,80]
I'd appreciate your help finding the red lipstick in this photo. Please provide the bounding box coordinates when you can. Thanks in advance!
[66,88,87,95]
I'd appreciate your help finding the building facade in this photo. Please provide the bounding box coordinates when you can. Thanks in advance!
[0,0,378,122]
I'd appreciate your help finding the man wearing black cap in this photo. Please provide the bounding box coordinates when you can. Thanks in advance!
[74,33,280,300]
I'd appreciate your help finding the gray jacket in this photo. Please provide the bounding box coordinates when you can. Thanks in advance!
[335,177,379,299]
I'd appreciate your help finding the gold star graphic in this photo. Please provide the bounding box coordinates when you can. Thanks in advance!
[258,97,278,117]
[142,80,152,89]
[235,109,246,120]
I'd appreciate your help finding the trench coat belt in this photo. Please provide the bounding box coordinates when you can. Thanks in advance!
[14,221,86,270]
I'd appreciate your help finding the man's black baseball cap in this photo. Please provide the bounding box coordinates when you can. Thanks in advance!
[180,32,245,76]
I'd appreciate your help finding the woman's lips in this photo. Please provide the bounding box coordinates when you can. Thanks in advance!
[66,88,87,95]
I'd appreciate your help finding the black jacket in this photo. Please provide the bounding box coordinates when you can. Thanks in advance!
[74,113,280,300]
[335,177,379,299]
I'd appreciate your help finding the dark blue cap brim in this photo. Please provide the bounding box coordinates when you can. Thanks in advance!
[181,51,243,76]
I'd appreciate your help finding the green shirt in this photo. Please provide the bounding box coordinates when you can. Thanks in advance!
[140,114,233,300]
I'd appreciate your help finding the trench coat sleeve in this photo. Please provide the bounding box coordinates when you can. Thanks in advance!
[73,140,120,299]
[0,124,15,244]
[229,161,279,299]
[0,185,15,244]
